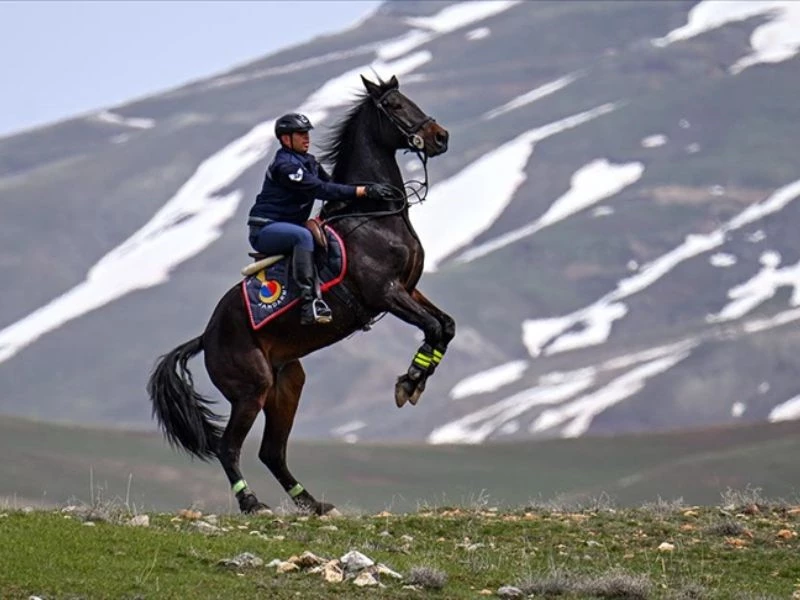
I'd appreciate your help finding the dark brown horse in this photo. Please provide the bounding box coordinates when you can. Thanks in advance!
[147,75,454,515]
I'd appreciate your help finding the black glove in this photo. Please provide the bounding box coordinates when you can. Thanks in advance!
[365,183,398,201]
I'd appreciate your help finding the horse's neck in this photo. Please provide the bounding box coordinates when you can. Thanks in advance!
[339,136,404,191]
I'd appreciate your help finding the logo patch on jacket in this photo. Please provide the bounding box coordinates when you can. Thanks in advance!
[288,167,304,182]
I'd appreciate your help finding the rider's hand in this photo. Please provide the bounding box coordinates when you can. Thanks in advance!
[366,183,399,201]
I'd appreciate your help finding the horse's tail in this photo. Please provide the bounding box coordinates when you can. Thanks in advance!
[147,336,223,462]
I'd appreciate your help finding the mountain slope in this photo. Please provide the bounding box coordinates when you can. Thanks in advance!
[2,0,800,444]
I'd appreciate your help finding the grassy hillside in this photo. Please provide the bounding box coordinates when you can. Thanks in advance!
[3,502,800,599]
[3,416,800,515]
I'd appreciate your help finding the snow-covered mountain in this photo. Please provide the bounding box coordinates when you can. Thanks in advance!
[3,0,800,444]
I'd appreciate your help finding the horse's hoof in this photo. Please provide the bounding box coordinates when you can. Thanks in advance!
[409,381,426,406]
[240,493,272,515]
[245,503,273,516]
[395,376,415,408]
[320,504,342,518]
[395,383,409,407]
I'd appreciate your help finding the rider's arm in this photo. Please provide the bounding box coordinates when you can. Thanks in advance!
[318,164,369,199]
[274,162,367,200]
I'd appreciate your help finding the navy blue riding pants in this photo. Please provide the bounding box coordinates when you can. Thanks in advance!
[249,221,314,255]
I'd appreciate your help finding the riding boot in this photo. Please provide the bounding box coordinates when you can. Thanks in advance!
[292,247,333,325]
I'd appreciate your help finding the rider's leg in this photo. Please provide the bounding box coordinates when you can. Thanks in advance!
[250,223,332,325]
[249,222,311,257]
[292,245,332,325]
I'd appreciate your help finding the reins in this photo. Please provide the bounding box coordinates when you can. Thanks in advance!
[321,148,429,227]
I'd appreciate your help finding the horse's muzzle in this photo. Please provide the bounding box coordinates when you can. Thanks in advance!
[434,130,449,154]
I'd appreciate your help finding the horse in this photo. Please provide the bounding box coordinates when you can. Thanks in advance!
[147,74,453,516]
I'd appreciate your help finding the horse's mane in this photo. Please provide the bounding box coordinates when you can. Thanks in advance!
[318,79,394,180]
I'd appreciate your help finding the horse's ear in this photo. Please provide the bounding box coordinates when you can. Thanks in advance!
[387,75,399,89]
[361,74,382,98]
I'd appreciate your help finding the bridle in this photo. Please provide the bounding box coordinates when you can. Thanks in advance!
[374,88,434,153]
[323,89,434,227]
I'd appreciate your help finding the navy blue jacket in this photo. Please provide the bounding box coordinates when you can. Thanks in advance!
[248,147,357,225]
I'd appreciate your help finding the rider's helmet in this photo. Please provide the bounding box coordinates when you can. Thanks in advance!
[275,113,314,139]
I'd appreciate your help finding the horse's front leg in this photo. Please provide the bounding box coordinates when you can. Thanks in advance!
[382,284,446,408]
[405,289,456,404]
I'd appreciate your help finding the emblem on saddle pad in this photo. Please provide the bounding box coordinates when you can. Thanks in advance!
[256,271,286,305]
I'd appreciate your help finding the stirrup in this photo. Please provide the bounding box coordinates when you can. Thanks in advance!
[312,299,333,324]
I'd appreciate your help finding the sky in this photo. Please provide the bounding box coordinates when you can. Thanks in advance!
[0,0,381,137]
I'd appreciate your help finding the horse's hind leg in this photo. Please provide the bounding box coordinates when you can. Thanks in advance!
[205,337,274,514]
[259,360,338,516]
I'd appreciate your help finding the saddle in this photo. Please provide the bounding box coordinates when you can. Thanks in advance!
[241,219,329,277]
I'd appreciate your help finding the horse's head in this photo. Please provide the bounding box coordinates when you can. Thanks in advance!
[361,74,449,157]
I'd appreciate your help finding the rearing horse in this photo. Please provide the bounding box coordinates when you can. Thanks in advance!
[147,75,455,515]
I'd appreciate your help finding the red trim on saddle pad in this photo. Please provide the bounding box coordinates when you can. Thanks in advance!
[241,224,348,330]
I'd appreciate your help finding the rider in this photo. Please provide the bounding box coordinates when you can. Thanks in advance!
[248,112,395,325]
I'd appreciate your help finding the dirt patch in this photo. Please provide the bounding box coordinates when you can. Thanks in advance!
[563,262,616,280]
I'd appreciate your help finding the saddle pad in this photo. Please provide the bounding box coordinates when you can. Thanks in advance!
[241,225,346,330]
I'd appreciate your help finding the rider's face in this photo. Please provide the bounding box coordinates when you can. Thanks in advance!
[290,131,310,153]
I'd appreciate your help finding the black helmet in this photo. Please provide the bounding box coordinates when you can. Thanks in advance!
[275,113,314,139]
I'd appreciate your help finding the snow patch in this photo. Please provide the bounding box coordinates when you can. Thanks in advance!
[405,1,521,33]
[380,1,520,61]
[707,253,800,323]
[653,1,800,74]
[92,110,154,129]
[377,30,434,61]
[205,44,377,90]
[331,420,366,436]
[428,374,595,444]
[543,302,628,356]
[641,134,668,148]
[522,178,800,357]
[761,250,782,268]
[482,73,579,120]
[450,360,529,400]
[710,253,737,267]
[455,158,642,264]
[592,206,615,217]
[498,421,519,435]
[303,51,431,116]
[412,103,617,272]
[769,394,800,421]
[743,306,800,333]
[430,340,694,444]
[531,344,694,437]
[466,27,490,40]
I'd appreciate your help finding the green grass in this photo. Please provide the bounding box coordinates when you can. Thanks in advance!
[3,500,800,599]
